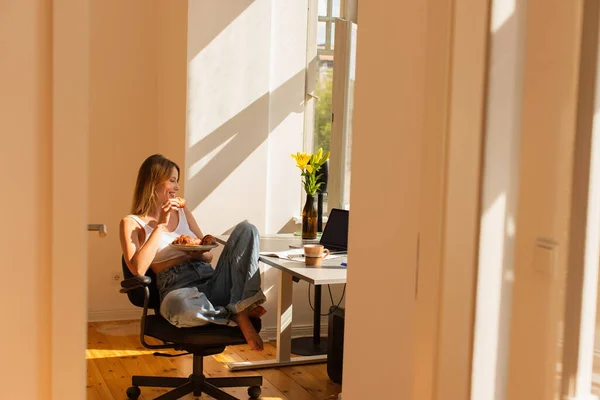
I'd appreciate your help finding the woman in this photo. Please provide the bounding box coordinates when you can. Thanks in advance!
[119,154,266,351]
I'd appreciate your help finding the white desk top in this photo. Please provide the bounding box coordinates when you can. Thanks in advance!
[260,255,347,285]
[216,233,347,285]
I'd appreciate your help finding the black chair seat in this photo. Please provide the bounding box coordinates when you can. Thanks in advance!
[144,314,262,348]
[120,256,263,399]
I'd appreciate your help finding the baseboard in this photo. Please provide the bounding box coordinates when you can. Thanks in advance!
[258,324,329,341]
[88,310,328,341]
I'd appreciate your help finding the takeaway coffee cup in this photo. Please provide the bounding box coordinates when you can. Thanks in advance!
[303,244,330,267]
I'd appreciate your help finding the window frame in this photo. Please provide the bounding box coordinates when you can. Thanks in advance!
[303,0,357,212]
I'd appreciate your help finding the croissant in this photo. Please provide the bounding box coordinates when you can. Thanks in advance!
[201,234,217,245]
[172,234,201,246]
[175,197,187,208]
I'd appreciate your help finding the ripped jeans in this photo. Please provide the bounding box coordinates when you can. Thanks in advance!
[156,221,266,328]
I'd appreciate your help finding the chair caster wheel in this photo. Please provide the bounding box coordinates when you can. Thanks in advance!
[248,386,261,398]
[126,386,141,399]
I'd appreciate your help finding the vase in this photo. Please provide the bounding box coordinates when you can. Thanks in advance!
[302,193,318,240]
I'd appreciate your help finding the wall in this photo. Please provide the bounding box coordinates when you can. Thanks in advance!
[87,0,188,319]
[185,0,304,236]
[186,1,343,334]
[506,0,583,399]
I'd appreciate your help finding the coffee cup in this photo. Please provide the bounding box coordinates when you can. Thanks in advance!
[303,244,330,267]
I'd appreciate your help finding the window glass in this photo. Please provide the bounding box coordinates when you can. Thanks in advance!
[317,21,327,46]
[313,2,336,154]
[332,0,341,18]
[318,0,327,16]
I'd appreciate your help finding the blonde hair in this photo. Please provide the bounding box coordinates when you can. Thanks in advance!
[131,154,180,216]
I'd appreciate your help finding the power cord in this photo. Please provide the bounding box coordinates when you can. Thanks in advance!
[308,283,346,316]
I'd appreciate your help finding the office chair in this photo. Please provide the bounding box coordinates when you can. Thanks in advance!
[119,257,262,399]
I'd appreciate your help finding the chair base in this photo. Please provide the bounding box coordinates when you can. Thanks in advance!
[126,353,262,400]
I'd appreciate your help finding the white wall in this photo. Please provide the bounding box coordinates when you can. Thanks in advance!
[185,0,304,235]
[186,0,271,235]
[186,1,344,334]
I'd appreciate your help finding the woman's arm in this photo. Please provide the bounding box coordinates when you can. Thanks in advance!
[120,217,170,276]
[182,207,216,263]
[182,206,217,263]
[183,206,204,239]
[120,201,180,276]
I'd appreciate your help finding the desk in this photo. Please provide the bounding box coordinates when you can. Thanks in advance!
[218,234,347,371]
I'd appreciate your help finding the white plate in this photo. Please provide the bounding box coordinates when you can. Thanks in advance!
[169,243,219,251]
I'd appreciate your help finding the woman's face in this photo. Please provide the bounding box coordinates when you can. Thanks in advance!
[155,167,179,204]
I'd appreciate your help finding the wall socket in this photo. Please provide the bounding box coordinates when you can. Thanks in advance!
[111,271,123,284]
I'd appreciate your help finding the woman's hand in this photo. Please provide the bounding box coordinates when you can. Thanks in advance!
[157,199,180,228]
[189,250,213,263]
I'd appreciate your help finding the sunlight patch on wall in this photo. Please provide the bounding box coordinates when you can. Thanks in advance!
[492,0,515,32]
[480,192,507,264]
[187,133,237,179]
[187,1,270,147]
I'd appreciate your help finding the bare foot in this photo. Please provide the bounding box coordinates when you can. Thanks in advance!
[232,310,264,351]
[248,305,267,318]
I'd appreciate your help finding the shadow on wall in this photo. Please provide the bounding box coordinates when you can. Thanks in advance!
[185,67,306,208]
[277,217,299,234]
[186,1,256,60]
[221,218,297,236]
[185,2,310,233]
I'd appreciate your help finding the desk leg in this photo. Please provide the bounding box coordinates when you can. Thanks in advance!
[313,284,322,344]
[226,269,327,371]
[290,284,328,355]
[276,270,293,362]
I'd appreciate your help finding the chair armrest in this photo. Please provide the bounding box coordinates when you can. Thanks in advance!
[118,275,174,350]
[120,275,151,293]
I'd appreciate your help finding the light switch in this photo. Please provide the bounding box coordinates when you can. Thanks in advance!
[532,238,557,277]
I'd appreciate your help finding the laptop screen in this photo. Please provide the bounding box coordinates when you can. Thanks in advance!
[320,208,349,251]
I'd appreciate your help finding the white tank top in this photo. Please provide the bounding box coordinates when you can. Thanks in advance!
[127,208,198,264]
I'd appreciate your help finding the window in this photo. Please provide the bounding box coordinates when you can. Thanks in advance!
[313,0,339,154]
[331,20,356,210]
[305,0,357,211]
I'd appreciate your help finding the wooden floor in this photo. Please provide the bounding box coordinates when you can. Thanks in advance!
[87,321,341,400]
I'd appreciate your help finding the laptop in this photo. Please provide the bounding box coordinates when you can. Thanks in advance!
[318,208,349,252]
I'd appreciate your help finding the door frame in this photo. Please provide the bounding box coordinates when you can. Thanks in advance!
[52,0,90,398]
[414,0,492,398]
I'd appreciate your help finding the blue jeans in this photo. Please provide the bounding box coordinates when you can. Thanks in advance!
[156,221,266,327]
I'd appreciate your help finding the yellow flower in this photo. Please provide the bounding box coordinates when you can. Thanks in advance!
[291,152,311,171]
[291,148,329,195]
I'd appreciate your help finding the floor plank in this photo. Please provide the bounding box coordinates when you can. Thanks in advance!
[87,359,114,400]
[88,324,144,400]
[87,321,342,400]
[229,343,318,400]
